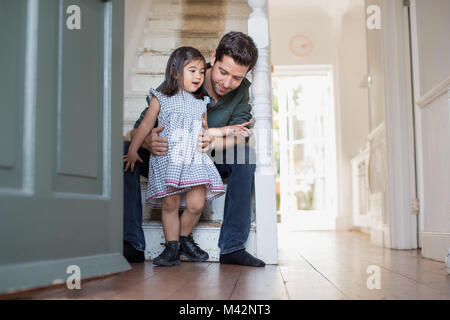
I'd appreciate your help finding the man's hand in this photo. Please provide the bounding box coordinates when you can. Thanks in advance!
[197,119,214,153]
[140,125,168,156]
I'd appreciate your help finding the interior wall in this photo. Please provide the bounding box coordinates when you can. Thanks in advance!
[337,3,370,229]
[415,0,450,96]
[413,0,450,260]
[269,7,336,66]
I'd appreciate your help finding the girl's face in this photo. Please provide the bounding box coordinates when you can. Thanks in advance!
[182,59,205,93]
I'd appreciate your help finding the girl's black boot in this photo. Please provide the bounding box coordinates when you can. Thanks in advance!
[153,241,181,266]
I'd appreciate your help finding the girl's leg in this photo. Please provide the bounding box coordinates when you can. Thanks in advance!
[179,185,208,262]
[161,194,181,241]
[180,185,206,236]
[154,194,182,266]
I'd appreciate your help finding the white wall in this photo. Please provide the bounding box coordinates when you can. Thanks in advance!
[413,0,450,261]
[336,3,370,229]
[415,0,450,96]
[269,7,336,66]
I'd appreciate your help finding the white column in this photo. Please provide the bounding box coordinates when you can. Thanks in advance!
[248,0,278,264]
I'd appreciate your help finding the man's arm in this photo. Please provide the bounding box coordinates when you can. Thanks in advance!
[227,87,253,129]
[215,85,253,150]
[213,135,246,151]
[199,81,253,152]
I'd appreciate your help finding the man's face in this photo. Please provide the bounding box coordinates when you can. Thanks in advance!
[210,52,249,97]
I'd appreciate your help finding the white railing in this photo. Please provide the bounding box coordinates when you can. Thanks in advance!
[248,0,278,264]
[415,76,450,109]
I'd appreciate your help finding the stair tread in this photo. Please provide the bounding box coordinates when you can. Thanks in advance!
[132,70,165,76]
[143,220,256,229]
[143,29,224,38]
[137,47,212,54]
[148,13,249,20]
[143,220,222,226]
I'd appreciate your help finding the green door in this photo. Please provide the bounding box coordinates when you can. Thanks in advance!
[0,0,130,295]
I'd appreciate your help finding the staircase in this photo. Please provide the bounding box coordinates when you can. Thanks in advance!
[123,0,254,261]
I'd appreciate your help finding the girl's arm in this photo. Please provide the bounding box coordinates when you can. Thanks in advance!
[205,121,252,138]
[124,97,161,172]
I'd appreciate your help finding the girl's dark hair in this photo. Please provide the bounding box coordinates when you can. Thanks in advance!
[162,46,206,99]
[215,31,258,72]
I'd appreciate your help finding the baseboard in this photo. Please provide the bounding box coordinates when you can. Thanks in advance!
[335,215,351,230]
[421,232,450,262]
[370,225,391,248]
[0,253,131,295]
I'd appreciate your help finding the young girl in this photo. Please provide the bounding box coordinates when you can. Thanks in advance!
[123,46,250,266]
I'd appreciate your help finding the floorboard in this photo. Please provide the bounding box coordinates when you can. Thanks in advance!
[2,228,449,300]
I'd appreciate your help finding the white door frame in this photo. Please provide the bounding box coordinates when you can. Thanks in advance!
[379,0,418,249]
[273,65,338,230]
[408,0,425,247]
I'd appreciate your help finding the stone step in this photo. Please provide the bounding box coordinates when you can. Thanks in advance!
[140,34,220,56]
[125,90,150,99]
[143,220,256,261]
[146,18,248,36]
[135,49,212,71]
[131,73,165,92]
[123,91,150,136]
[150,0,251,18]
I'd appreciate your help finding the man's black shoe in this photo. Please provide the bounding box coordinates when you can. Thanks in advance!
[153,241,181,266]
[123,241,145,263]
[179,234,209,262]
[219,249,265,267]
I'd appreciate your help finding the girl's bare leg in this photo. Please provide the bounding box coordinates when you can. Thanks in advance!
[180,185,206,236]
[161,194,181,241]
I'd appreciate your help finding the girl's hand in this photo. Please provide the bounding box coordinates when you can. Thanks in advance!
[123,152,143,172]
[198,124,215,153]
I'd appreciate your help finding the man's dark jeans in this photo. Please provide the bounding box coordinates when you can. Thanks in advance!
[123,141,256,255]
[123,141,149,252]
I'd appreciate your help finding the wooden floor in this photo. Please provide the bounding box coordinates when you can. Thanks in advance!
[3,227,450,300]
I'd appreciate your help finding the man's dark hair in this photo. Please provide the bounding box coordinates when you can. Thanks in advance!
[215,31,258,72]
[162,46,206,99]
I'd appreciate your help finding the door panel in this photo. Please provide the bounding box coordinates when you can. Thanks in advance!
[0,0,27,190]
[0,0,129,294]
[58,0,102,181]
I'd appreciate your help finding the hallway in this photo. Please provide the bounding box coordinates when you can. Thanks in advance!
[4,227,449,300]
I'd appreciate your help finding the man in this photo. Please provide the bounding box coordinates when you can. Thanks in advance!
[123,31,265,267]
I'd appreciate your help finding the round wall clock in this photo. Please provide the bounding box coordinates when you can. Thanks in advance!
[288,34,314,58]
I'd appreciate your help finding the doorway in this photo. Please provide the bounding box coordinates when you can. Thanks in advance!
[273,65,338,230]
